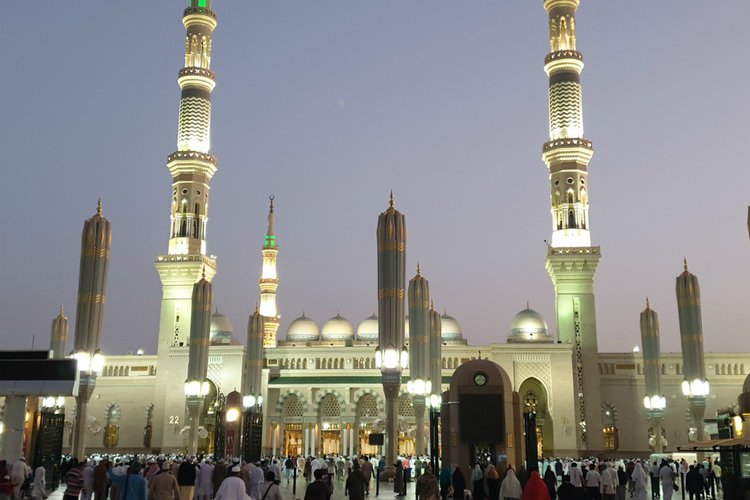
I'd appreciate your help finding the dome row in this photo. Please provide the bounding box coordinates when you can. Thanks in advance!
[286,312,464,342]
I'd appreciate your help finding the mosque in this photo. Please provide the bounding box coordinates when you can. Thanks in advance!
[35,0,750,461]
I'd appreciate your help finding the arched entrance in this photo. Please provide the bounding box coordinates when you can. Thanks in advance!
[518,378,554,456]
[282,394,304,457]
[397,394,415,455]
[318,394,341,455]
[356,393,381,455]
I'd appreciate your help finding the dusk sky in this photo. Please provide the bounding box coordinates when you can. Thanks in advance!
[1,1,748,356]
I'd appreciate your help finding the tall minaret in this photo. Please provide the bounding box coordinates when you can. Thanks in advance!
[676,259,709,445]
[640,299,666,453]
[71,200,112,459]
[50,306,68,360]
[377,192,407,469]
[155,0,219,352]
[542,0,603,450]
[408,264,430,455]
[259,196,280,347]
[185,270,213,455]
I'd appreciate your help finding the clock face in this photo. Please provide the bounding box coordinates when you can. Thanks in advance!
[474,372,488,386]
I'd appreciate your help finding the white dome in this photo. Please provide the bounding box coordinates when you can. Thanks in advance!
[286,313,319,342]
[357,314,378,341]
[210,312,234,345]
[508,308,553,343]
[321,313,355,341]
[440,312,463,340]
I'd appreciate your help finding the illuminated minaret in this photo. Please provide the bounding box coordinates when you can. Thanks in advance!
[259,196,280,347]
[153,0,219,449]
[640,299,666,453]
[408,264,430,455]
[676,259,709,445]
[155,0,219,351]
[542,0,603,450]
[50,306,68,360]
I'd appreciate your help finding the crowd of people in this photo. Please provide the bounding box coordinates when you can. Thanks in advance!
[0,453,742,500]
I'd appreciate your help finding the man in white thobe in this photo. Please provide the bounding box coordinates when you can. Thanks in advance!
[659,462,675,500]
[215,466,250,500]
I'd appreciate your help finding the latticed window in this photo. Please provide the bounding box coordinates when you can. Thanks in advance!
[357,394,378,418]
[398,394,414,417]
[284,395,303,417]
[319,394,341,418]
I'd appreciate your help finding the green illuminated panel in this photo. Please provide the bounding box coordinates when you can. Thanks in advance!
[198,0,207,7]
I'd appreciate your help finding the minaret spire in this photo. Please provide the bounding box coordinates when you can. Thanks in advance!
[259,196,280,347]
[152,0,220,451]
[543,0,603,451]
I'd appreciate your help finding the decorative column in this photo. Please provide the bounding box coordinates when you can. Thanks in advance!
[542,0,603,451]
[428,303,442,471]
[184,270,213,455]
[376,192,408,471]
[71,200,111,459]
[677,260,709,445]
[242,306,265,462]
[259,196,280,347]
[407,265,431,456]
[640,299,666,453]
[50,307,69,360]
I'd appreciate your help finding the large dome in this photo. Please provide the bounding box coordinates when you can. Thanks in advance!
[508,308,553,343]
[440,312,463,340]
[210,312,234,345]
[321,313,355,341]
[286,313,320,342]
[357,314,378,341]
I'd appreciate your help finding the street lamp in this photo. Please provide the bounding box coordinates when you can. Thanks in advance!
[70,349,105,458]
[242,393,263,463]
[375,344,409,371]
[225,391,242,459]
[184,379,209,455]
[523,392,538,472]
[426,393,442,474]
[681,379,710,397]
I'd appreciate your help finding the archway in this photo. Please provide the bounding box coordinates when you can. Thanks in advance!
[518,377,554,456]
[103,404,121,448]
[318,394,342,455]
[356,393,381,456]
[282,394,304,457]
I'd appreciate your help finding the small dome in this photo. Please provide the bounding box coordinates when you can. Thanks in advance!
[508,308,553,343]
[440,312,462,340]
[286,313,319,342]
[357,314,379,341]
[321,313,355,341]
[210,312,234,345]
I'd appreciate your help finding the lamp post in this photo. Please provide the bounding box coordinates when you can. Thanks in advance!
[213,392,227,458]
[426,393,442,474]
[71,350,105,458]
[523,393,538,472]
[242,394,264,463]
[375,343,408,466]
[643,395,667,452]
[225,391,242,460]
[184,379,209,455]
[407,377,431,458]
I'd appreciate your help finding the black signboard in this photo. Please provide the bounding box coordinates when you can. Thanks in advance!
[459,394,504,443]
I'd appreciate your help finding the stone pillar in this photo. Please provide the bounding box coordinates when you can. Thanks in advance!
[1,397,26,462]
[414,401,426,455]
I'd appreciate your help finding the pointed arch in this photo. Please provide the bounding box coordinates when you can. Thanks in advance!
[352,388,385,415]
[275,389,309,414]
[313,388,346,414]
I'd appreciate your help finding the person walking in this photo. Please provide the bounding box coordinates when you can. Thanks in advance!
[109,463,147,500]
[394,461,406,498]
[499,468,522,500]
[522,471,550,500]
[65,461,86,500]
[615,467,627,500]
[485,465,500,500]
[148,463,180,500]
[585,464,601,500]
[214,466,249,500]
[304,469,331,500]
[630,461,647,500]
[212,461,227,499]
[345,461,367,500]
[451,467,466,500]
[93,460,110,500]
[360,457,373,496]
[542,467,557,500]
[658,461,675,500]
[600,463,618,500]
[555,476,576,500]
[472,463,485,500]
[177,459,196,500]
[30,465,47,500]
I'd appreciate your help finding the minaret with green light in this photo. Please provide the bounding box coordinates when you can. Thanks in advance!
[542,0,603,451]
[152,0,219,450]
[155,0,219,351]
[259,196,280,347]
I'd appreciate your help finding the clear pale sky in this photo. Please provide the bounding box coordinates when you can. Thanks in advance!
[1,1,748,356]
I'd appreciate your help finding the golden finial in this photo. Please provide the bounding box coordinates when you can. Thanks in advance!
[526,300,530,310]
[389,190,394,208]
[646,297,650,309]
[201,266,206,279]
[256,303,260,313]
[683,257,688,272]
[417,262,421,276]
[97,197,102,216]
[430,300,435,311]
[269,195,275,213]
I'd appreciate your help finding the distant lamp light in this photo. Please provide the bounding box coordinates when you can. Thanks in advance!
[243,395,256,408]
[682,378,709,397]
[733,415,743,435]
[136,349,144,356]
[225,408,240,423]
[633,346,640,353]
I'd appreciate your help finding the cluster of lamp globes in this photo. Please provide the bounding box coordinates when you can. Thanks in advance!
[71,350,106,374]
[681,378,710,398]
[374,345,408,370]
[405,377,442,409]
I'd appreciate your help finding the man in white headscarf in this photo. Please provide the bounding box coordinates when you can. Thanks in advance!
[601,463,619,500]
[631,460,648,500]
[659,461,675,500]
[214,466,250,500]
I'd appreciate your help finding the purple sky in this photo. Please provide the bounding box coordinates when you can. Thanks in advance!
[1,1,748,356]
